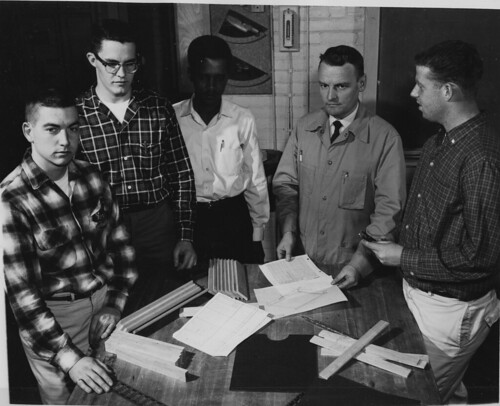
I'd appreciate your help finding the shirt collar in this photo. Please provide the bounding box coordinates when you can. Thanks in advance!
[328,103,359,131]
[84,85,149,110]
[442,112,485,147]
[310,103,370,144]
[180,96,233,122]
[21,149,81,191]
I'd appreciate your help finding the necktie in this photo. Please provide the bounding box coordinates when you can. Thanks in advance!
[331,120,342,143]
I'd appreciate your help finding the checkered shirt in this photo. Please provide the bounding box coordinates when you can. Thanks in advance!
[399,113,500,301]
[76,86,196,241]
[1,151,137,372]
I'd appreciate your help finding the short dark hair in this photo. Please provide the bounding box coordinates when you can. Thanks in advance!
[89,19,137,54]
[187,35,232,72]
[25,87,75,123]
[319,45,364,78]
[414,40,483,92]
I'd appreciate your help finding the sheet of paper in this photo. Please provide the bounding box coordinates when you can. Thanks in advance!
[254,284,347,319]
[172,293,272,357]
[259,254,327,286]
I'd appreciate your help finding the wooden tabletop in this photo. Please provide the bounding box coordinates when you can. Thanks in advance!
[68,265,440,405]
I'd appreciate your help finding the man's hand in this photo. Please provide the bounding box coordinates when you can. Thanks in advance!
[174,240,197,270]
[276,231,296,261]
[89,306,120,348]
[69,357,114,395]
[361,240,403,267]
[331,264,361,289]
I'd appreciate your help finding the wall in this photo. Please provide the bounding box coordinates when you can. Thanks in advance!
[176,5,368,151]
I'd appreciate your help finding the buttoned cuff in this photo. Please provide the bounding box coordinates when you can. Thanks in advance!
[179,228,194,243]
[401,248,420,275]
[252,226,265,241]
[51,342,85,374]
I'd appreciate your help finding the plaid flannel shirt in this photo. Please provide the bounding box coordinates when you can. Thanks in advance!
[399,113,500,301]
[76,86,196,241]
[1,151,137,372]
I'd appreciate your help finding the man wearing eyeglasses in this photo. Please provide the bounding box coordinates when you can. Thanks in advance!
[76,19,197,294]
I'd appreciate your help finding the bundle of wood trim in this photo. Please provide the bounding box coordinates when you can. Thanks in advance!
[117,280,207,333]
[311,326,429,379]
[208,258,249,301]
[106,329,188,382]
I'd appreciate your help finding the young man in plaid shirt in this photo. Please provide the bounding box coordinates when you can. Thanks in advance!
[77,19,197,283]
[363,40,500,403]
[1,87,137,404]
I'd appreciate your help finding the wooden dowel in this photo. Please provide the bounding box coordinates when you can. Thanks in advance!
[319,320,389,380]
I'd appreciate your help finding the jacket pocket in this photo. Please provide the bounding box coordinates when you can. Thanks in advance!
[339,171,366,210]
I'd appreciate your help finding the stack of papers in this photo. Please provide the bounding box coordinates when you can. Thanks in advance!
[173,293,272,357]
[256,255,347,318]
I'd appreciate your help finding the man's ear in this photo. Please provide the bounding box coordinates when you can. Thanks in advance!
[443,82,460,101]
[86,52,97,68]
[358,74,367,92]
[22,122,33,143]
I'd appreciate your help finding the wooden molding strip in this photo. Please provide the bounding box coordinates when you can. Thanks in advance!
[319,320,390,380]
[117,281,205,332]
[129,288,208,333]
[318,330,428,369]
[311,336,411,378]
[208,259,249,301]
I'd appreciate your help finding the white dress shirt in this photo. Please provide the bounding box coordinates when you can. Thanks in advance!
[328,102,359,135]
[174,97,269,241]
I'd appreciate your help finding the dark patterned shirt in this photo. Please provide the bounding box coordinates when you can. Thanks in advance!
[1,151,137,372]
[76,86,196,241]
[400,113,500,301]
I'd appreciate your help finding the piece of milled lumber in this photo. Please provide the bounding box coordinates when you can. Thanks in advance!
[318,330,428,369]
[319,320,389,380]
[311,336,411,378]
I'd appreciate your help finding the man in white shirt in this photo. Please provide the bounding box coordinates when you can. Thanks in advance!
[174,35,269,267]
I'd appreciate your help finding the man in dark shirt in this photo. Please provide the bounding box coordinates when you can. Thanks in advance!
[363,40,500,403]
[77,19,197,285]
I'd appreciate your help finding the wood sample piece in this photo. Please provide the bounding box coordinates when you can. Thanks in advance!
[117,280,207,333]
[106,329,188,381]
[208,258,249,301]
[319,320,389,380]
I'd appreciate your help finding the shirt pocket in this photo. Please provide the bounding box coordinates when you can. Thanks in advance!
[34,225,77,271]
[339,171,367,210]
[215,139,244,176]
[299,162,315,196]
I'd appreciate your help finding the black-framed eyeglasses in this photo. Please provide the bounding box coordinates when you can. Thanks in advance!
[93,53,139,74]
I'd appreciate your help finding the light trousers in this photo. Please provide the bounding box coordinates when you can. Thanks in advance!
[20,286,106,405]
[403,279,499,404]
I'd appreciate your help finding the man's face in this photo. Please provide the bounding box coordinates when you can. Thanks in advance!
[410,65,446,123]
[318,62,365,119]
[190,58,228,110]
[23,106,80,173]
[87,40,137,101]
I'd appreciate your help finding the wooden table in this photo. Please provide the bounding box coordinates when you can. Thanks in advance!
[68,265,440,405]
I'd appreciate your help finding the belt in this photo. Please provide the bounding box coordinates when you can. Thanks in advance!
[47,289,97,302]
[197,199,226,209]
[121,202,161,214]
[197,194,244,209]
